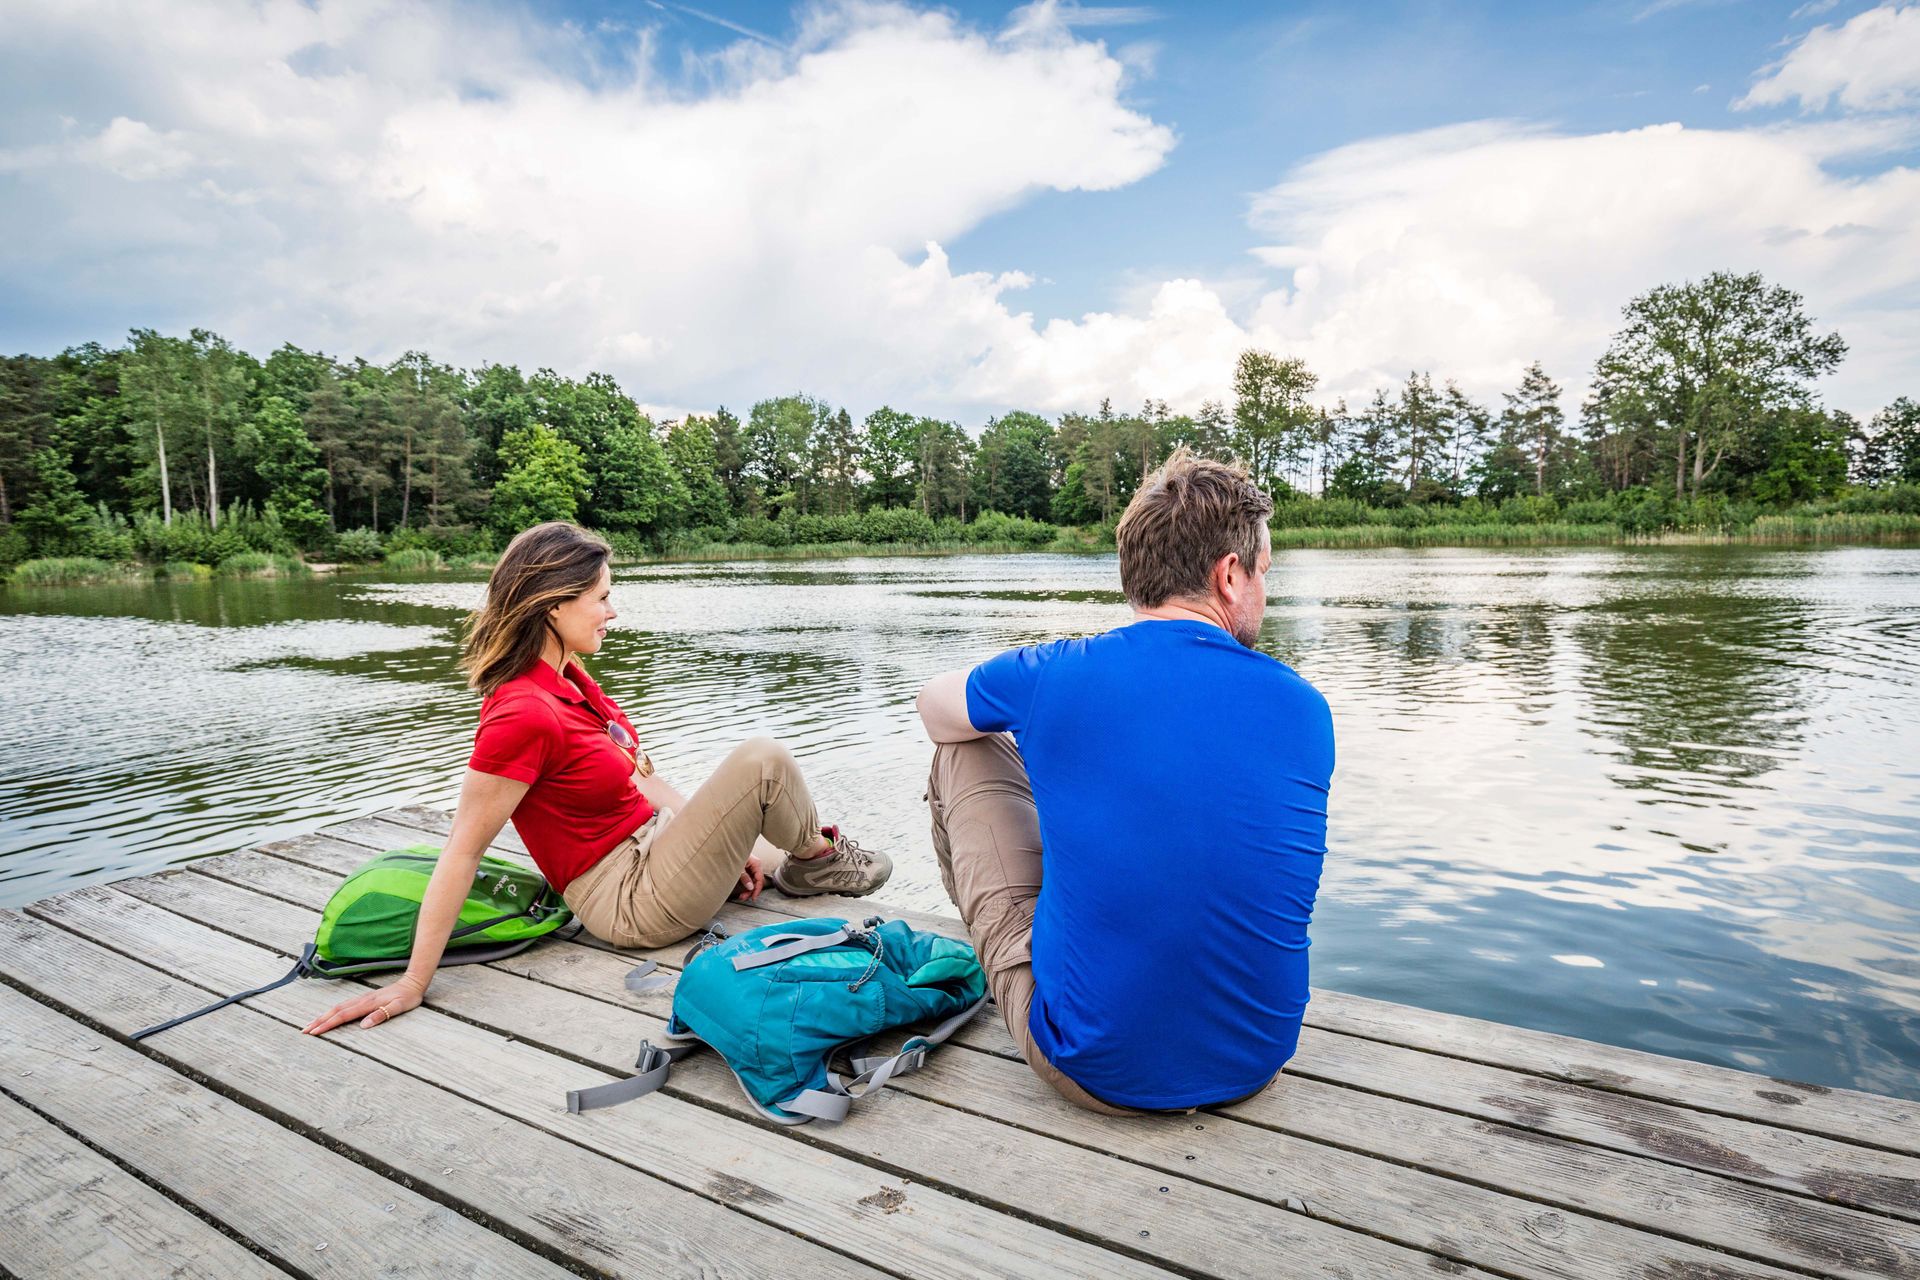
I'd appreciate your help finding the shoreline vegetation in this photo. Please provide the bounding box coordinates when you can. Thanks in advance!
[9,500,1917,587]
[5,270,1918,589]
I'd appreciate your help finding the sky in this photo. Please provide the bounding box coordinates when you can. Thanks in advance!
[2,0,1917,424]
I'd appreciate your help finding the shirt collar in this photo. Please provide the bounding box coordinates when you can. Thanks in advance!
[521,658,602,708]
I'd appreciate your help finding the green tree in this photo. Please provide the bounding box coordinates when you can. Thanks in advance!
[861,406,917,510]
[744,395,822,515]
[664,416,731,527]
[0,355,56,526]
[910,416,972,519]
[594,420,688,539]
[388,352,467,530]
[1856,398,1920,486]
[1744,407,1849,505]
[490,424,590,534]
[183,329,255,527]
[808,407,863,516]
[1327,389,1403,504]
[972,411,1053,519]
[248,395,331,547]
[1500,362,1576,498]
[709,407,748,515]
[16,448,93,555]
[120,329,198,524]
[1396,371,1449,500]
[1232,350,1316,491]
[1589,271,1846,500]
[465,364,537,489]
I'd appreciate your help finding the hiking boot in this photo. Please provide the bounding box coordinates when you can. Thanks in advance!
[772,827,893,898]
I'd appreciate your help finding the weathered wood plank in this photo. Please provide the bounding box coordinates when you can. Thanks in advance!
[0,1093,288,1280]
[0,979,573,1280]
[370,804,1920,1156]
[418,882,1920,1280]
[26,888,1201,1280]
[277,815,1920,1273]
[122,867,1854,1280]
[91,874,1483,1280]
[0,909,888,1280]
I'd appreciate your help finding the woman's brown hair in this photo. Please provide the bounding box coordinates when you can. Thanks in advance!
[462,522,612,698]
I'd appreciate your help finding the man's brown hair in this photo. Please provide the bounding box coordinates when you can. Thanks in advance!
[1115,447,1274,608]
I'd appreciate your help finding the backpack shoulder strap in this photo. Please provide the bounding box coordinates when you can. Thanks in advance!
[780,992,990,1123]
[566,1039,698,1113]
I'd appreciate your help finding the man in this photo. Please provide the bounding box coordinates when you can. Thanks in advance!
[915,447,1333,1114]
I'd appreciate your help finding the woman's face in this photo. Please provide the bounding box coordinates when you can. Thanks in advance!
[549,562,615,657]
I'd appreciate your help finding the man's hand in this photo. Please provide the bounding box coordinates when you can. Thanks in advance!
[302,975,426,1036]
[734,853,765,901]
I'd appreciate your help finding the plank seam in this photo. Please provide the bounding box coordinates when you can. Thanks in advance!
[0,1022,299,1280]
[161,865,1887,1280]
[237,844,1920,1251]
[0,961,617,1280]
[98,876,1464,1280]
[17,897,1082,1280]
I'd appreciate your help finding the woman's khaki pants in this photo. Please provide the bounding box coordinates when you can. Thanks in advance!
[562,737,820,949]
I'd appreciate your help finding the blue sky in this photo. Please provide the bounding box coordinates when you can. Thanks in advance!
[3,0,1916,419]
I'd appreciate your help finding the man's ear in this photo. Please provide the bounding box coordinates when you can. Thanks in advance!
[1213,551,1242,601]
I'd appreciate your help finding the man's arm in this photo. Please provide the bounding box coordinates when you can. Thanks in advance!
[917,668,987,744]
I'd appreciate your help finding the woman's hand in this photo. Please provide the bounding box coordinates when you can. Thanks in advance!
[301,975,426,1037]
[734,853,765,902]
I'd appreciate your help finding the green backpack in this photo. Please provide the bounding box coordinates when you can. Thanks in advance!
[132,845,574,1040]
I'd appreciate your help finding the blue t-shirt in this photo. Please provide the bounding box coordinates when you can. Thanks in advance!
[965,618,1334,1109]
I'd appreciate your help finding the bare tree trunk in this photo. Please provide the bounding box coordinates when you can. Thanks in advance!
[0,472,9,525]
[206,431,219,529]
[400,432,412,528]
[1674,433,1687,500]
[155,418,173,525]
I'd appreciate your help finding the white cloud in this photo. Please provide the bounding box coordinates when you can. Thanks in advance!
[1,0,1917,427]
[1226,118,1920,415]
[1741,2,1920,113]
[948,117,1920,418]
[0,0,1172,414]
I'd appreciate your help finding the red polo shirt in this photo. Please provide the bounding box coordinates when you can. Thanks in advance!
[468,659,655,893]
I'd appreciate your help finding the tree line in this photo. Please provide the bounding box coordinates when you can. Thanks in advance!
[2,269,1916,570]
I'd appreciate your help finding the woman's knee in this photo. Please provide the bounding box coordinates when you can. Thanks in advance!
[732,735,796,774]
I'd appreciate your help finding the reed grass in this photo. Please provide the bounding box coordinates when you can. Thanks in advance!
[218,551,308,577]
[5,556,146,586]
[382,547,446,571]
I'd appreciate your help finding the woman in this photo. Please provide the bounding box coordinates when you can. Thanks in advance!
[302,521,890,1036]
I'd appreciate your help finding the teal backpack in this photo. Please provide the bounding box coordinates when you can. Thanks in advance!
[132,845,574,1040]
[569,916,989,1124]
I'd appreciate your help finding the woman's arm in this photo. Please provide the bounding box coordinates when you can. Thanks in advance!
[300,768,529,1036]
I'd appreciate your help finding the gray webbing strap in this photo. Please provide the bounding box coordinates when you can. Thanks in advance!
[784,994,991,1123]
[779,1089,854,1123]
[731,928,850,971]
[566,1041,696,1113]
[624,959,672,994]
[847,994,990,1074]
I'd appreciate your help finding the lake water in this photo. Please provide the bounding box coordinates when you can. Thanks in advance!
[4,547,1918,1099]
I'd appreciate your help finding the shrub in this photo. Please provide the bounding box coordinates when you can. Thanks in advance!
[387,524,494,557]
[856,508,936,543]
[966,510,1057,547]
[729,515,790,547]
[333,527,383,562]
[219,551,306,577]
[158,560,213,581]
[0,527,29,568]
[6,556,138,586]
[383,547,445,572]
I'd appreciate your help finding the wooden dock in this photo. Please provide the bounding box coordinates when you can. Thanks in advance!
[2,805,1916,1279]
